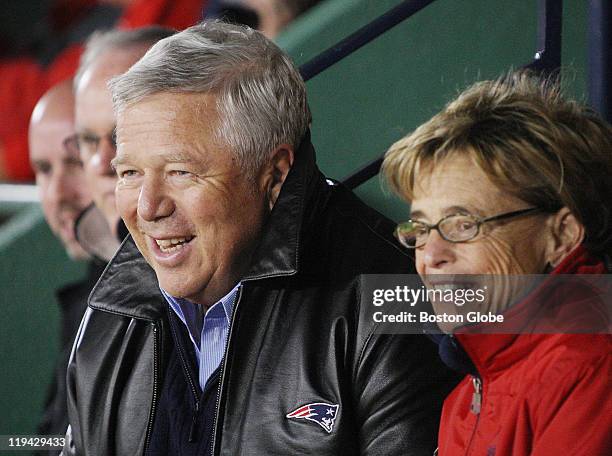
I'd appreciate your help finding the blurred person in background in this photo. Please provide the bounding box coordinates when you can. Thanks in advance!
[0,0,204,182]
[65,26,175,261]
[1,0,122,181]
[383,71,612,455]
[206,0,323,38]
[28,79,106,453]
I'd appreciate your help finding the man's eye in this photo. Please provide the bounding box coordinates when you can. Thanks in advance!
[35,163,51,175]
[170,170,191,177]
[65,157,84,168]
[120,169,139,178]
[80,135,99,144]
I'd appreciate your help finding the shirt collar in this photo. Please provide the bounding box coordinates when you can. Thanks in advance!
[161,283,240,327]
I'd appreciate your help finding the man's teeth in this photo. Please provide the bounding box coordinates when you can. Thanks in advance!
[155,237,193,252]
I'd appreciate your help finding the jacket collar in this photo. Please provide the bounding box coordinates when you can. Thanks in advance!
[88,132,325,319]
[453,245,609,378]
[243,131,326,280]
[88,236,167,321]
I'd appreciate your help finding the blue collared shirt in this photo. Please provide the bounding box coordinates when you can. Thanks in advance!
[161,283,239,391]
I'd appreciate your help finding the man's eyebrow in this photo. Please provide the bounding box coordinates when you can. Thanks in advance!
[31,159,49,170]
[75,127,95,136]
[165,152,212,171]
[110,152,205,170]
[163,153,201,164]
[110,155,127,170]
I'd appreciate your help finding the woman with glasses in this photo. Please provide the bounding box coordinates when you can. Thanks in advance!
[382,71,612,455]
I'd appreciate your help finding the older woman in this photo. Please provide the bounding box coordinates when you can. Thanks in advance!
[383,72,612,455]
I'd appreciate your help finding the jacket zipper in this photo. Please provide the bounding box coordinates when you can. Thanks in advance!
[167,310,201,442]
[470,376,482,414]
[464,375,483,454]
[189,401,200,442]
[144,322,161,453]
[210,286,243,455]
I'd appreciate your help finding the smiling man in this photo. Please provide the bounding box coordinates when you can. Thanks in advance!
[63,21,457,456]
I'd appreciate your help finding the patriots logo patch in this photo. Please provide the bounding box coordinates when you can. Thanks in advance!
[286,402,339,433]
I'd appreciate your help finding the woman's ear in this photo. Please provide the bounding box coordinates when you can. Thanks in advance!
[259,144,294,211]
[545,207,585,267]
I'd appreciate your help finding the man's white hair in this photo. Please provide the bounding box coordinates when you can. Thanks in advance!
[109,20,311,177]
[74,26,176,91]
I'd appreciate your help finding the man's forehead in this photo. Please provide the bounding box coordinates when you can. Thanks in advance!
[117,92,219,136]
[29,112,75,160]
[31,81,75,128]
[122,91,217,114]
[77,45,151,94]
[114,148,208,165]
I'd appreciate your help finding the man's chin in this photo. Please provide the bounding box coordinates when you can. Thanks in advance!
[159,283,192,301]
[157,277,209,305]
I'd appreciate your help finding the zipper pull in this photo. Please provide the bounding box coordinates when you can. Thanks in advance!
[470,377,482,415]
[189,401,200,442]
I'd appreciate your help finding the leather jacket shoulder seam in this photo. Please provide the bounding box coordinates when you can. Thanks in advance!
[87,303,160,322]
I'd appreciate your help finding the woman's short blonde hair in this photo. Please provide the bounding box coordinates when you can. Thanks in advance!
[382,71,612,255]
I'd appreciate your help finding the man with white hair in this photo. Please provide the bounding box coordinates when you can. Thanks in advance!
[64,20,457,456]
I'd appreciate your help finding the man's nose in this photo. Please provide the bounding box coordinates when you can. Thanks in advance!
[419,229,455,271]
[48,169,74,208]
[90,138,116,177]
[137,176,174,222]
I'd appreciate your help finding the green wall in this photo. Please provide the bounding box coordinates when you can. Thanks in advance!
[0,0,590,439]
[278,0,588,221]
[0,205,86,436]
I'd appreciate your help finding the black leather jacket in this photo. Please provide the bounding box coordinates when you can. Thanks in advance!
[63,139,458,455]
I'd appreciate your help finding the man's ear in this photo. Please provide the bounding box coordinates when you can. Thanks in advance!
[261,144,294,210]
[545,207,585,267]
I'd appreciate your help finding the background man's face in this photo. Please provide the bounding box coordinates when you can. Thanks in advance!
[114,92,271,306]
[29,84,92,260]
[75,45,151,236]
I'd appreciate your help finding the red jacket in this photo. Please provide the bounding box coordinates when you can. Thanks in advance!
[438,246,612,455]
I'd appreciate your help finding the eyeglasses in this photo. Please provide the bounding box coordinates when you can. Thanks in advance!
[394,207,543,249]
[63,129,117,161]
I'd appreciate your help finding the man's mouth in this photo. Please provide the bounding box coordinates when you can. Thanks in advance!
[154,236,195,253]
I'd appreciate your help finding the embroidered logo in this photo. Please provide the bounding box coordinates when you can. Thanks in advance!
[286,402,339,433]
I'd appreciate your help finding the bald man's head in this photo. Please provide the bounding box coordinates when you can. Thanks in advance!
[30,80,92,260]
